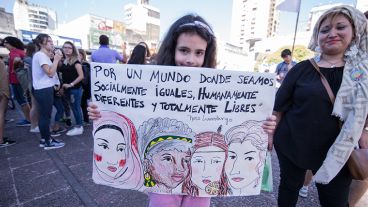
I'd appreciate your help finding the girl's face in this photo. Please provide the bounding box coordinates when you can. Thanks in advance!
[62,43,74,56]
[94,127,128,178]
[318,14,354,56]
[175,32,207,67]
[190,145,226,190]
[149,149,190,189]
[225,140,261,189]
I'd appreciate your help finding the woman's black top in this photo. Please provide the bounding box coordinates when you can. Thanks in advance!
[273,60,344,170]
[59,60,82,89]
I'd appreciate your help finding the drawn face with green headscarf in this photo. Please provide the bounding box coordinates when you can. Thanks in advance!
[144,136,192,189]
[138,118,195,192]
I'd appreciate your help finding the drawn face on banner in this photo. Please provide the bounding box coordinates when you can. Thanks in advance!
[190,145,226,191]
[94,124,129,178]
[149,148,191,189]
[224,121,267,194]
[182,130,229,196]
[139,118,196,193]
[92,111,143,189]
[226,140,261,189]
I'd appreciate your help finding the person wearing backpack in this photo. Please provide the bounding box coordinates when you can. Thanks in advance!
[1,37,31,127]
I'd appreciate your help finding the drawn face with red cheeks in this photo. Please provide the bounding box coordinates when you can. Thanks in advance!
[149,150,190,189]
[175,32,207,67]
[318,14,354,56]
[190,146,226,190]
[94,126,128,178]
[225,140,261,189]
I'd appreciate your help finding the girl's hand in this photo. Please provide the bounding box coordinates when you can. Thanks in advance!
[88,102,101,120]
[359,130,368,149]
[262,115,277,151]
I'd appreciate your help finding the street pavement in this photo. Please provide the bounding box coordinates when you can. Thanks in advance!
[1,108,367,207]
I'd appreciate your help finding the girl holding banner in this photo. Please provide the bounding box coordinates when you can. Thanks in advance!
[88,14,277,207]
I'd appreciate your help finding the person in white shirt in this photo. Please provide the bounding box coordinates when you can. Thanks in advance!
[32,34,65,150]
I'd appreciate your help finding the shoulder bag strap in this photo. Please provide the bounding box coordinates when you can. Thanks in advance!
[309,58,335,104]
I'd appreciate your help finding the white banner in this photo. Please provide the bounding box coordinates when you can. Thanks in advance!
[91,63,275,197]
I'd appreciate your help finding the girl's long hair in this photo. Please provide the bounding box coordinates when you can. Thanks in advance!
[128,45,147,64]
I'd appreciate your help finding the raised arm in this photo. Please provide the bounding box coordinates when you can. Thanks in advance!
[42,52,62,77]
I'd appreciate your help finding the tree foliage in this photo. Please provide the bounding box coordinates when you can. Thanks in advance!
[264,45,315,64]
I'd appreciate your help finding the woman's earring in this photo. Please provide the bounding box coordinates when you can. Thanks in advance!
[345,44,358,59]
[314,46,322,63]
[315,46,321,53]
[144,172,156,187]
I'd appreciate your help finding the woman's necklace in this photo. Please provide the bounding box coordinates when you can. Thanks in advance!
[323,59,344,68]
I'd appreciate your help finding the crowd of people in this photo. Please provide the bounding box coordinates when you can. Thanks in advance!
[0,33,151,149]
[0,4,368,207]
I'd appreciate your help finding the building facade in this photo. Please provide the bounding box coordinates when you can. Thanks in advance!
[0,7,16,56]
[13,0,57,33]
[217,42,253,71]
[0,7,16,38]
[230,0,279,51]
[57,14,125,51]
[123,0,160,50]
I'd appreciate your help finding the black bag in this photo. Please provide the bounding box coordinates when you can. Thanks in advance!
[81,62,91,87]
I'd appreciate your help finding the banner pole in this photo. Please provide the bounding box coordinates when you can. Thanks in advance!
[291,1,301,57]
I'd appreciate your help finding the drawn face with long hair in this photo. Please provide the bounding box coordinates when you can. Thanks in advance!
[148,146,191,189]
[226,140,261,189]
[224,121,267,193]
[94,124,129,179]
[190,145,226,190]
